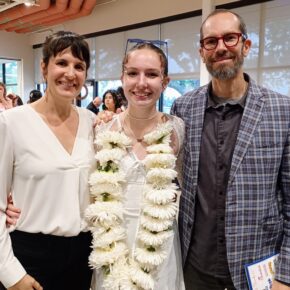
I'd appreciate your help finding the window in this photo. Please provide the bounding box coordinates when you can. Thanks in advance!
[80,81,95,108]
[0,59,21,95]
[163,79,200,113]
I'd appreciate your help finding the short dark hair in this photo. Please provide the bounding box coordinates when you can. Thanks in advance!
[116,86,128,108]
[29,89,42,103]
[42,31,90,72]
[200,9,248,41]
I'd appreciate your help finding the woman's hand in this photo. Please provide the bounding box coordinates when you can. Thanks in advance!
[6,195,21,227]
[8,274,43,290]
[0,92,13,110]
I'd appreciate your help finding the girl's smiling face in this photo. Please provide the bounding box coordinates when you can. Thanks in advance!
[121,48,169,110]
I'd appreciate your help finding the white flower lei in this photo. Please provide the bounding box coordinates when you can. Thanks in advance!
[85,121,179,290]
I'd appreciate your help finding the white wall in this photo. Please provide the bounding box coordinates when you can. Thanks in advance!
[0,30,34,102]
[28,0,240,45]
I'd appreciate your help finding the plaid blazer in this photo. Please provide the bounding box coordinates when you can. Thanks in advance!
[171,74,290,289]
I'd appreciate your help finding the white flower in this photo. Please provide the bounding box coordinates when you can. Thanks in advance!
[89,171,126,187]
[103,258,135,290]
[143,153,176,170]
[144,183,178,205]
[138,228,173,247]
[89,242,128,269]
[96,131,131,150]
[134,246,167,266]
[90,183,123,200]
[146,144,173,154]
[140,215,174,232]
[87,122,178,290]
[96,148,126,167]
[143,201,178,220]
[143,122,173,145]
[129,263,154,290]
[146,168,177,188]
[85,201,123,228]
[92,226,127,248]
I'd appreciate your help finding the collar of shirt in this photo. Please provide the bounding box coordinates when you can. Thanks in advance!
[206,75,249,110]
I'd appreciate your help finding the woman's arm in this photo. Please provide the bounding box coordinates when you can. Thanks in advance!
[0,114,27,288]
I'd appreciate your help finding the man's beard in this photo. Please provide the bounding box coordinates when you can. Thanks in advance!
[206,50,244,80]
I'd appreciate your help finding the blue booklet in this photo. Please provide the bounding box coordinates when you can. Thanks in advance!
[244,253,279,290]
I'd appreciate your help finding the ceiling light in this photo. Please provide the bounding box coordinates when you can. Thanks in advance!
[24,0,36,6]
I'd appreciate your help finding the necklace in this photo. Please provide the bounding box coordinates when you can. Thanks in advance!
[127,111,158,120]
[123,112,159,143]
[85,121,178,290]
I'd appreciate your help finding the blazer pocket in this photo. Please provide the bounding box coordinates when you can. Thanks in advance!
[261,217,284,248]
[251,140,281,149]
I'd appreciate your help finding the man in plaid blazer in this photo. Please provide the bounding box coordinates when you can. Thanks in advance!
[171,9,290,290]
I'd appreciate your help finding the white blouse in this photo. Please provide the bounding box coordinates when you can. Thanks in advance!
[0,105,95,288]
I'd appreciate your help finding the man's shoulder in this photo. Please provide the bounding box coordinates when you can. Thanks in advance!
[174,85,208,105]
[249,80,290,105]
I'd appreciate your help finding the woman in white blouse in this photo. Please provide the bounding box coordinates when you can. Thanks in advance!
[0,31,95,290]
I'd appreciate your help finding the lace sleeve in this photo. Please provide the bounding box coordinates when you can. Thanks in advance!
[171,115,185,156]
[94,115,121,136]
[168,115,185,188]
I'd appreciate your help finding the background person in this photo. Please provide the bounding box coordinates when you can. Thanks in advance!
[0,31,95,290]
[28,89,42,104]
[86,96,102,115]
[171,9,290,290]
[6,94,23,107]
[116,86,128,111]
[100,89,121,113]
[0,82,13,112]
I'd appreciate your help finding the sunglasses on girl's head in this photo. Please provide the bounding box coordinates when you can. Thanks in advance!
[125,38,168,57]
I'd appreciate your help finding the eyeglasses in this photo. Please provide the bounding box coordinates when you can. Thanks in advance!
[200,33,247,51]
[125,38,168,57]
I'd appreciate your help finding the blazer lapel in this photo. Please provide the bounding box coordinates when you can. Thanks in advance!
[188,87,207,187]
[228,82,265,185]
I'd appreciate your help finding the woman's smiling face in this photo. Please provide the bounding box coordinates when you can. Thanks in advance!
[42,47,87,102]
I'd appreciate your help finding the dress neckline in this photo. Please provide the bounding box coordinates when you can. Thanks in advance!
[26,104,81,157]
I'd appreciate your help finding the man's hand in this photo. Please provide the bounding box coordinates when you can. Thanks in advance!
[8,274,43,290]
[93,96,102,107]
[272,280,290,290]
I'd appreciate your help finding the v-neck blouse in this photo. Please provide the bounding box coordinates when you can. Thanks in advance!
[0,104,96,236]
[0,104,96,286]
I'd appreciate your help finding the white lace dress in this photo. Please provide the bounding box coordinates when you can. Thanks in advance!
[91,114,185,290]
